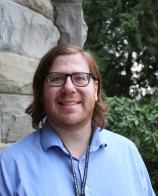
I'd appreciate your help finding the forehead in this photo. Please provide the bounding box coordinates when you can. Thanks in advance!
[49,53,90,73]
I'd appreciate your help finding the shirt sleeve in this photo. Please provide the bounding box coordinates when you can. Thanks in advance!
[0,152,16,196]
[132,143,156,196]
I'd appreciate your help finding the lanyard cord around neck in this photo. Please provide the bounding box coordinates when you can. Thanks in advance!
[63,136,92,196]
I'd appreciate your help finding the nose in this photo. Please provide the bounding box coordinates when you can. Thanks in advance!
[61,76,76,94]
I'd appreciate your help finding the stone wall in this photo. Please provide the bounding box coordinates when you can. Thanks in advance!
[0,0,60,152]
[52,0,88,48]
[0,0,88,152]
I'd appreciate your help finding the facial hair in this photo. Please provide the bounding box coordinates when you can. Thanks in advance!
[43,94,96,132]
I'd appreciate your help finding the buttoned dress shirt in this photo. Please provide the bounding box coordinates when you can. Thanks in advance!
[0,120,156,196]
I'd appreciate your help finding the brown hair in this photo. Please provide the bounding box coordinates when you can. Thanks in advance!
[25,43,109,130]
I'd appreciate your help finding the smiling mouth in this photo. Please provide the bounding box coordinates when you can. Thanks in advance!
[59,102,81,106]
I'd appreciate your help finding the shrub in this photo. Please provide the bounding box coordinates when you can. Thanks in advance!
[106,87,158,195]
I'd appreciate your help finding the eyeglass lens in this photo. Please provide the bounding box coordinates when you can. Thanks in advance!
[48,73,90,87]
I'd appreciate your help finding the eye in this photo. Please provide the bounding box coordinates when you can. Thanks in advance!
[75,77,84,81]
[73,74,87,81]
[52,77,63,82]
[49,74,65,83]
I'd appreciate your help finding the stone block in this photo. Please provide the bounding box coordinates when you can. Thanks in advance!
[0,93,35,143]
[0,52,39,95]
[82,10,88,47]
[53,3,82,48]
[13,0,54,21]
[0,0,60,60]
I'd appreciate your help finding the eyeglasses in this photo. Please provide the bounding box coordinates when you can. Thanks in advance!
[45,72,96,87]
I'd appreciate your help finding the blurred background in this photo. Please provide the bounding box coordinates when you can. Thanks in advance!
[83,1,158,194]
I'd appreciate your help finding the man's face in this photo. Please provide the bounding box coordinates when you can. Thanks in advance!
[42,53,98,130]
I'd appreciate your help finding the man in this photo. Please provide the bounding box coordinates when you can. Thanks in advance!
[0,44,155,195]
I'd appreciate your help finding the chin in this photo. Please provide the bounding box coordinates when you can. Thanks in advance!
[50,115,92,131]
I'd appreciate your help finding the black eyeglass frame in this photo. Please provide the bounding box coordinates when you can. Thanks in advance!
[45,72,96,87]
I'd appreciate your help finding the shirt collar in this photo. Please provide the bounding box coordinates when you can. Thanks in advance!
[90,127,107,152]
[41,120,107,152]
[41,119,64,151]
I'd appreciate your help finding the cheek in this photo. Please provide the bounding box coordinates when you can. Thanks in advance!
[42,84,57,103]
[82,87,98,102]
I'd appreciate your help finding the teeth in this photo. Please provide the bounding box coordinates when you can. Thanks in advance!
[61,102,78,106]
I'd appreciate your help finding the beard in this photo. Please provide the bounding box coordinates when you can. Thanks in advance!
[43,95,96,131]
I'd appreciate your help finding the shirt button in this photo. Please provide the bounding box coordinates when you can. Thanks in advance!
[80,161,82,164]
[85,186,88,190]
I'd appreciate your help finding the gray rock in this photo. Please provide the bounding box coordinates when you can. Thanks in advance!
[0,93,35,143]
[12,0,54,21]
[53,2,82,48]
[0,0,60,60]
[82,10,88,47]
[0,52,39,95]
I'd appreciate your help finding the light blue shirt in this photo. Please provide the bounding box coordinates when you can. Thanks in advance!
[0,120,155,196]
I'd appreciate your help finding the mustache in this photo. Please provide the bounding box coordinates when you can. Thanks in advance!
[57,94,80,100]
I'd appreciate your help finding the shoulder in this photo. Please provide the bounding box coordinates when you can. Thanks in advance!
[99,128,136,148]
[98,128,141,162]
[0,129,41,162]
[97,128,142,169]
[97,129,156,195]
[99,129,146,171]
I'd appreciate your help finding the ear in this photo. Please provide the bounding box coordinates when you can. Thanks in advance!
[94,81,98,101]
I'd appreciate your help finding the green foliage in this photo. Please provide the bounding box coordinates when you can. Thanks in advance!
[83,0,158,98]
[106,87,158,195]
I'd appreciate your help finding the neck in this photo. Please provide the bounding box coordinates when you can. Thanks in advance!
[48,120,92,159]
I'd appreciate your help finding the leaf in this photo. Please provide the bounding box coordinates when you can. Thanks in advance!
[134,119,139,126]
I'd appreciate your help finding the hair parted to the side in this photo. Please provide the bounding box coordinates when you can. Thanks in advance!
[25,43,109,130]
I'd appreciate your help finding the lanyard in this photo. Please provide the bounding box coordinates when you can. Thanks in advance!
[63,136,92,196]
